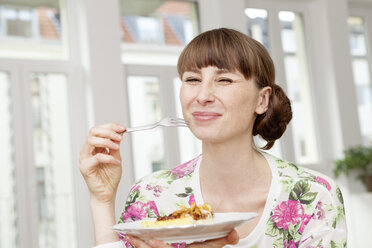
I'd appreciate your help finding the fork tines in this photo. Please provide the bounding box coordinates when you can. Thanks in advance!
[169,117,189,127]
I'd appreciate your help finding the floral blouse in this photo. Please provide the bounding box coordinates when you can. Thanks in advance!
[115,152,347,248]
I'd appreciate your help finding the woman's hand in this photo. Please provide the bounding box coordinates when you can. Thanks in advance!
[125,229,239,248]
[79,123,126,204]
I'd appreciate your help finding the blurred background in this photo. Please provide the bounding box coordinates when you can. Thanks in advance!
[0,0,371,247]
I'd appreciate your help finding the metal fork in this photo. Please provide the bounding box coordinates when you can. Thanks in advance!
[126,117,189,133]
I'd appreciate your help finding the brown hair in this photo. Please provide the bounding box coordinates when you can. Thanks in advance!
[177,28,292,149]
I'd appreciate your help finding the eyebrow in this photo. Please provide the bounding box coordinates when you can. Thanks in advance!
[215,68,231,74]
[184,68,232,74]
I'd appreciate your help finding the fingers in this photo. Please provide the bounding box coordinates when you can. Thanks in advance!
[80,153,121,176]
[147,239,173,248]
[124,236,173,248]
[87,136,120,151]
[80,123,126,161]
[89,125,125,141]
[187,229,239,248]
[225,229,239,245]
[124,230,239,248]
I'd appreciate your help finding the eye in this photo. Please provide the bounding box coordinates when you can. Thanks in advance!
[184,77,201,84]
[217,78,233,84]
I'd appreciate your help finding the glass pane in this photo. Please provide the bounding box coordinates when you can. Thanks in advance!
[119,0,198,46]
[279,11,318,164]
[127,76,165,180]
[348,16,372,145]
[173,77,201,163]
[245,8,270,49]
[348,17,367,56]
[30,73,76,248]
[0,71,18,248]
[0,1,67,59]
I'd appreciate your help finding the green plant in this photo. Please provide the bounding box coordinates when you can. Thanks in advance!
[334,145,372,180]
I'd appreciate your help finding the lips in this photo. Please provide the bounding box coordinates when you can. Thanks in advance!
[192,111,222,121]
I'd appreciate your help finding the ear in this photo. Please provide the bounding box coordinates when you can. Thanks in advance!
[255,86,272,114]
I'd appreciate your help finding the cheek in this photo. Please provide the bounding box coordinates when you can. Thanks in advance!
[179,86,194,108]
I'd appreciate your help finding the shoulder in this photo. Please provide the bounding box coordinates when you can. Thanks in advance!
[267,153,344,206]
[264,153,346,243]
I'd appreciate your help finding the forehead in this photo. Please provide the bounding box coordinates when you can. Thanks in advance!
[184,67,230,74]
[182,66,245,78]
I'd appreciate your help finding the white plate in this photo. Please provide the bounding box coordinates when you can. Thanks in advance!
[113,212,258,244]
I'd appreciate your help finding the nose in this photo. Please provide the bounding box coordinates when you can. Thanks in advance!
[196,80,215,105]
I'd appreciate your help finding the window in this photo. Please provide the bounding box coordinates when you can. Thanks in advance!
[279,11,318,164]
[119,0,198,46]
[30,73,76,248]
[245,8,270,49]
[127,76,165,180]
[173,77,201,163]
[246,8,283,158]
[0,2,66,59]
[0,71,18,248]
[348,16,372,145]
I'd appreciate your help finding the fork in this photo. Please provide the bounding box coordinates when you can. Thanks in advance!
[125,117,189,133]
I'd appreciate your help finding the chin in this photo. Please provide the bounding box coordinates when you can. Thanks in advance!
[189,127,225,143]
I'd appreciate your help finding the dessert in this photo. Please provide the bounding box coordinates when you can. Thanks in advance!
[141,203,214,228]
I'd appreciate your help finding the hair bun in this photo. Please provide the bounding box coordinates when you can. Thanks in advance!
[253,84,292,149]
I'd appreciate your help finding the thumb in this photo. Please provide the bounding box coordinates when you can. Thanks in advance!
[226,229,239,245]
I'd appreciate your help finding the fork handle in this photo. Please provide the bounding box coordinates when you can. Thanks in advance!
[125,124,156,133]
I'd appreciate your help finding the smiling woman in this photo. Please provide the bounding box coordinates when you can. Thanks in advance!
[178,28,292,148]
[80,28,347,248]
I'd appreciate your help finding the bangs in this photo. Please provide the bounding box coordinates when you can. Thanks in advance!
[177,29,256,79]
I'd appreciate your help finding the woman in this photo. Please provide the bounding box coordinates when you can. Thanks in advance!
[80,28,347,248]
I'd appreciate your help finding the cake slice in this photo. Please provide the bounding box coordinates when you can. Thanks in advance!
[141,203,214,228]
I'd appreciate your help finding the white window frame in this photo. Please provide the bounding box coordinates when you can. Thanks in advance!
[123,64,183,173]
[244,0,322,169]
[349,2,372,92]
[0,58,82,248]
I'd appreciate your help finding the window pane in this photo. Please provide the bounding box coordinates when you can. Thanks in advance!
[348,17,367,56]
[127,76,165,180]
[348,16,372,145]
[119,0,198,46]
[0,2,67,59]
[0,71,18,248]
[245,8,270,49]
[279,11,318,164]
[30,73,76,248]
[173,77,201,163]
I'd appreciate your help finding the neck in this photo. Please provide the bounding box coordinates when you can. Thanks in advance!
[199,133,271,193]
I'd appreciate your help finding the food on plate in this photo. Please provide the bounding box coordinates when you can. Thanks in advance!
[141,203,214,228]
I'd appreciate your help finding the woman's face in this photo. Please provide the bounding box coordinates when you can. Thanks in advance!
[180,66,271,143]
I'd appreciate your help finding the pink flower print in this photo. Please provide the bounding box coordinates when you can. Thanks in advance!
[146,184,163,197]
[131,184,140,192]
[314,201,325,220]
[146,200,159,216]
[315,176,331,191]
[153,185,163,197]
[272,200,304,230]
[188,195,195,206]
[299,214,313,233]
[171,156,199,179]
[146,184,153,191]
[283,240,297,248]
[122,201,148,222]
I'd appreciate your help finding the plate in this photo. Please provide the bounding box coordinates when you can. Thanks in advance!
[113,212,258,244]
